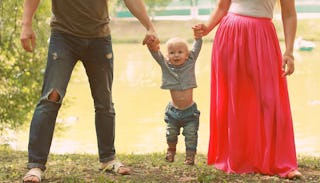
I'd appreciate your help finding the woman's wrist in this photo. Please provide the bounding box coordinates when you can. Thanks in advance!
[283,52,294,60]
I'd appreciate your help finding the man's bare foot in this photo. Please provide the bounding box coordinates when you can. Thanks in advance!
[22,168,42,183]
[101,160,131,175]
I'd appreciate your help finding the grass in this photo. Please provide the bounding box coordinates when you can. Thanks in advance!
[0,146,319,183]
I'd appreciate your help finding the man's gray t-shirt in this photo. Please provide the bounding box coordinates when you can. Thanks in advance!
[51,0,110,38]
[149,39,202,90]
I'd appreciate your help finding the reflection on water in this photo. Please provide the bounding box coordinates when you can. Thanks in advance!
[14,43,320,156]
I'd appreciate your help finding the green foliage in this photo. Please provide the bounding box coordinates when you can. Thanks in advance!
[0,0,50,131]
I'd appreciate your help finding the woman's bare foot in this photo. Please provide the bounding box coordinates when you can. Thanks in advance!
[287,170,304,180]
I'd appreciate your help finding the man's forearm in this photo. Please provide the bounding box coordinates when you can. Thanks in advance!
[22,0,40,26]
[124,0,155,31]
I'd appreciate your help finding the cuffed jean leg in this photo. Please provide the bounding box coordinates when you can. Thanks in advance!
[182,120,199,152]
[27,100,61,171]
[82,35,115,162]
[164,103,180,144]
[166,122,180,144]
[27,32,79,170]
[182,105,200,152]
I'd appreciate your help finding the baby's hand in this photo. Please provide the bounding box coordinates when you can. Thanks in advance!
[144,34,160,51]
[147,41,160,51]
[192,24,207,39]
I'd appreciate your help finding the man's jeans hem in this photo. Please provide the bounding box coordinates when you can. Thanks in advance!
[27,162,46,171]
[100,155,115,163]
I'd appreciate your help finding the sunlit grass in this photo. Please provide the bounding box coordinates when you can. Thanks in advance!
[1,145,319,182]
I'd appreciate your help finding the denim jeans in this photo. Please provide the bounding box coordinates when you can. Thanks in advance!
[27,31,115,171]
[164,102,200,152]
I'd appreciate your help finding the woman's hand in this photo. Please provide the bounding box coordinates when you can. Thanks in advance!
[282,54,295,77]
[192,24,209,39]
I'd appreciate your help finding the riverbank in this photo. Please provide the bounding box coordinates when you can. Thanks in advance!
[1,146,319,183]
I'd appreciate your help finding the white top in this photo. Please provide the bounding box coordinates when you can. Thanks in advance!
[229,0,277,18]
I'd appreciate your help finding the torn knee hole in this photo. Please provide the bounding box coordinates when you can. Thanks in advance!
[48,90,61,102]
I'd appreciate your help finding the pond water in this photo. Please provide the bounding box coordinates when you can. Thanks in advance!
[14,43,320,156]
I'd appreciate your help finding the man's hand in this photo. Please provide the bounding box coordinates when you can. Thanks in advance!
[143,30,160,51]
[20,24,36,52]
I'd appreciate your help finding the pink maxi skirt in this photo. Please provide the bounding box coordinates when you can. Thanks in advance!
[208,13,298,177]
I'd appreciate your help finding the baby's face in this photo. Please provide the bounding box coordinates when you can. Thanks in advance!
[166,42,189,66]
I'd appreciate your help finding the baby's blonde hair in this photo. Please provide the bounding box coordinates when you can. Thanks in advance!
[165,37,189,50]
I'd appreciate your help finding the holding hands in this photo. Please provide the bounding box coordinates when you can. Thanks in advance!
[143,23,211,51]
[143,30,160,51]
[143,24,211,51]
[192,24,209,39]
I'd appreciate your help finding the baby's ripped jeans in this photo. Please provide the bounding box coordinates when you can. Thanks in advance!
[164,102,200,152]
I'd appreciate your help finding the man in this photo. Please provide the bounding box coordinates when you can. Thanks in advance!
[20,0,159,182]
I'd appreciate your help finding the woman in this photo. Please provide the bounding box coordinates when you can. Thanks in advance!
[193,0,302,179]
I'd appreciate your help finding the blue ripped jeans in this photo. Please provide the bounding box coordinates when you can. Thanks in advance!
[164,102,200,152]
[27,31,115,171]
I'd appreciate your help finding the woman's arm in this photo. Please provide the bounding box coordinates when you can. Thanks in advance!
[280,0,297,76]
[204,0,231,35]
[193,0,231,37]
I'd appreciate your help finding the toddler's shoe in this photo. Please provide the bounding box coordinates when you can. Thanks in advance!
[165,150,176,162]
[184,151,196,165]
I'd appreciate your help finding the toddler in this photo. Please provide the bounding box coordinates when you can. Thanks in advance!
[147,34,202,165]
